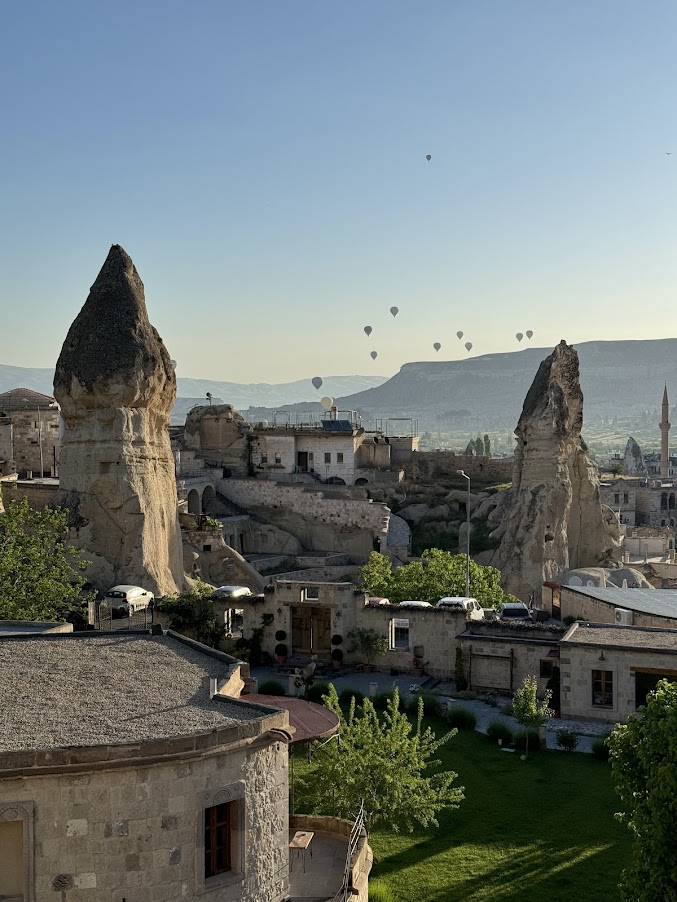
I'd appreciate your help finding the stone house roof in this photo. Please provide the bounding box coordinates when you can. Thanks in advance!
[562,621,677,653]
[563,585,677,620]
[0,387,57,410]
[0,631,279,753]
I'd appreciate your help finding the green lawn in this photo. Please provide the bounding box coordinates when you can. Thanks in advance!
[294,719,630,902]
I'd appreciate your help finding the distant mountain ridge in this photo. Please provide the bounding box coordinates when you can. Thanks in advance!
[0,365,388,420]
[335,339,677,429]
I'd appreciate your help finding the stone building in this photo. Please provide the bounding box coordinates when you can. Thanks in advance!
[560,621,677,723]
[0,388,60,477]
[547,583,677,629]
[0,631,291,902]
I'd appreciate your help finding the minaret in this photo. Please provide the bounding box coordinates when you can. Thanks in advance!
[660,384,671,478]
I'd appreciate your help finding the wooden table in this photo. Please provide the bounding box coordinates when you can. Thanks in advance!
[289,830,314,872]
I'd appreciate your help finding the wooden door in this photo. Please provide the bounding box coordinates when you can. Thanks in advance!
[292,607,312,654]
[311,607,331,654]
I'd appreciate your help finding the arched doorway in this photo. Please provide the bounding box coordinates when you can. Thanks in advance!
[187,489,201,515]
[202,484,216,513]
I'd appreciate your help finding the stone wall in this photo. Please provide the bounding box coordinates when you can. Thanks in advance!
[216,479,389,559]
[0,478,59,511]
[0,724,289,902]
[405,452,512,484]
[289,815,372,902]
[457,625,563,695]
[0,407,61,477]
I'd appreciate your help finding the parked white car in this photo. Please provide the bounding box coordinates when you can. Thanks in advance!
[103,585,154,617]
[436,597,484,620]
[210,585,253,600]
[398,600,434,609]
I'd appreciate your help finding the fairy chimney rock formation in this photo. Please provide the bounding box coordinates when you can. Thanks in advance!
[54,245,185,594]
[623,437,646,476]
[490,340,620,599]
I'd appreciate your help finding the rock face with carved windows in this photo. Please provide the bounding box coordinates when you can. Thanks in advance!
[53,245,184,594]
[488,340,621,598]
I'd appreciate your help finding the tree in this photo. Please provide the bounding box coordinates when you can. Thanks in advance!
[305,685,464,832]
[347,627,389,666]
[157,582,225,648]
[0,498,93,621]
[483,434,491,457]
[608,680,677,901]
[359,549,515,607]
[475,435,485,456]
[512,675,553,759]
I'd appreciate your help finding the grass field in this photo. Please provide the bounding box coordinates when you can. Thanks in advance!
[295,719,630,902]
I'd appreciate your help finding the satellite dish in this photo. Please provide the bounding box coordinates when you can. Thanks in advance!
[364,326,373,337]
[456,331,463,340]
[433,342,441,352]
[516,332,524,342]
[464,342,473,353]
[526,330,533,340]
[311,376,323,390]
[425,154,432,161]
[370,351,378,360]
[390,306,399,318]
[320,396,334,410]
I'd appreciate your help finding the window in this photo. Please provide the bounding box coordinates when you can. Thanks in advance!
[204,802,232,878]
[261,453,268,464]
[623,493,629,504]
[274,452,281,464]
[99,462,111,474]
[0,802,34,900]
[308,452,314,461]
[390,617,409,650]
[337,452,344,464]
[303,586,320,601]
[540,659,553,679]
[614,493,619,505]
[324,452,331,464]
[592,670,613,707]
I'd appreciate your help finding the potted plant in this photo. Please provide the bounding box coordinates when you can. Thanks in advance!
[331,648,344,670]
[275,643,288,665]
[348,628,389,673]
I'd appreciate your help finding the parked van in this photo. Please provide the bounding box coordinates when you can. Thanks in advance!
[436,597,484,620]
[103,585,154,617]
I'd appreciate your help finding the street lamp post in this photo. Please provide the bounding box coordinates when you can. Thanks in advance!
[458,470,470,598]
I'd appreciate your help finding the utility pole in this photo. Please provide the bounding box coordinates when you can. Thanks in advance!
[458,470,471,597]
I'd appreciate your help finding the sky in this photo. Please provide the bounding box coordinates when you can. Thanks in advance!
[0,1,675,383]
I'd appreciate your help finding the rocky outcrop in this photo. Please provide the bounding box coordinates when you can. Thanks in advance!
[622,436,646,476]
[54,245,185,595]
[489,341,621,599]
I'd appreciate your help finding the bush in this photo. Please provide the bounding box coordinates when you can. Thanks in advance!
[339,688,365,707]
[305,681,331,704]
[592,735,612,761]
[514,729,542,752]
[368,880,395,902]
[331,634,343,645]
[274,643,288,658]
[373,690,404,711]
[445,706,477,731]
[487,719,513,745]
[275,630,286,641]
[484,692,499,708]
[418,691,443,717]
[563,615,577,626]
[502,701,514,716]
[455,689,479,700]
[556,728,579,752]
[258,679,286,696]
[331,648,344,662]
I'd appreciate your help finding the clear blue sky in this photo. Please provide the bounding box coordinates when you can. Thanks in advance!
[1,1,675,383]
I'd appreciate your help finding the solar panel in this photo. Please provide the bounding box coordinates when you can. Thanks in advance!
[321,420,353,432]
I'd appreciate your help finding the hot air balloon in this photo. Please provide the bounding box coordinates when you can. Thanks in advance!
[456,331,463,340]
[516,332,524,343]
[526,330,533,340]
[390,306,399,318]
[320,396,334,410]
[370,351,378,360]
[433,342,441,352]
[425,154,431,161]
[364,326,373,337]
[311,376,323,390]
[464,342,473,353]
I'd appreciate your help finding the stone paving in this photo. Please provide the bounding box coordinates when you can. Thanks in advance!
[287,829,347,902]
[252,667,614,755]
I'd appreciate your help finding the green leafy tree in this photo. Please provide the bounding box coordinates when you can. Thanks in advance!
[158,582,224,648]
[348,627,389,665]
[0,498,92,621]
[512,675,553,759]
[475,435,485,456]
[360,549,513,607]
[608,680,677,901]
[305,685,464,831]
[483,434,491,457]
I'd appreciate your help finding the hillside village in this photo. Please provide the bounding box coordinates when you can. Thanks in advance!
[1,246,677,901]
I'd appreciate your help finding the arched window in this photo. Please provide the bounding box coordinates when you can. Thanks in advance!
[187,489,200,515]
[661,493,668,510]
